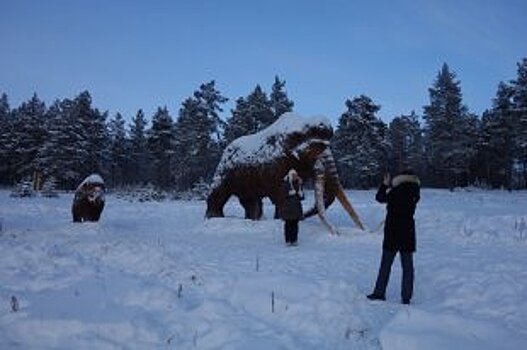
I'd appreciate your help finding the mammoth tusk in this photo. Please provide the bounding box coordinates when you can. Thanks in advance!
[314,173,337,235]
[336,185,365,230]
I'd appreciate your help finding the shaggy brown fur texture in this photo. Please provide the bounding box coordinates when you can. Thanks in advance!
[72,182,105,222]
[206,120,333,220]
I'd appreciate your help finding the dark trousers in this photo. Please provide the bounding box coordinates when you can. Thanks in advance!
[284,220,299,243]
[373,249,414,301]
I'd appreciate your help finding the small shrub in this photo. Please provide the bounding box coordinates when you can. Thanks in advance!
[41,177,59,198]
[10,179,35,198]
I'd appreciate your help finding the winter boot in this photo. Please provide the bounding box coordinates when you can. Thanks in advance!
[366,293,386,301]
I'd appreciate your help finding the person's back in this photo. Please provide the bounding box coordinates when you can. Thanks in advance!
[281,169,304,246]
[377,173,420,253]
[368,170,420,304]
[385,175,420,217]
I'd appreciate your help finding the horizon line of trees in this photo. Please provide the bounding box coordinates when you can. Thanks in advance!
[1,59,526,191]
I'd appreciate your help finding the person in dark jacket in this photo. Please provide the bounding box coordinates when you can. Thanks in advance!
[367,169,420,304]
[280,169,304,246]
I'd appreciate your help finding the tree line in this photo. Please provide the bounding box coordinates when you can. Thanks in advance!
[1,59,526,191]
[334,60,527,189]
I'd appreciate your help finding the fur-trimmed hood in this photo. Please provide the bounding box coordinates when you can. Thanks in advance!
[391,174,420,188]
[284,169,304,197]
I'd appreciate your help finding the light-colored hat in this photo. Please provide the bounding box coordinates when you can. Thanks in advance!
[287,169,298,178]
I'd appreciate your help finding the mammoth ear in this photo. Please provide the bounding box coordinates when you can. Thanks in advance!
[336,185,365,230]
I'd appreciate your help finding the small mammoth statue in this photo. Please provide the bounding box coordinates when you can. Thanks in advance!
[72,174,105,222]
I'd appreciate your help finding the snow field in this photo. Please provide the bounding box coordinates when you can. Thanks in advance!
[0,189,526,349]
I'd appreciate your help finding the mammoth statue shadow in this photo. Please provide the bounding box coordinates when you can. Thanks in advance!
[72,174,106,222]
[206,113,364,233]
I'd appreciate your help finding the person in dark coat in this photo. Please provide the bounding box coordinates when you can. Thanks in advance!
[280,169,304,246]
[367,169,420,304]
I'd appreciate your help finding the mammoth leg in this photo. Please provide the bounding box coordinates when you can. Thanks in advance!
[93,203,104,222]
[206,184,231,218]
[72,207,78,222]
[239,197,263,220]
[256,199,263,219]
[72,203,84,222]
[72,212,81,222]
[269,191,285,219]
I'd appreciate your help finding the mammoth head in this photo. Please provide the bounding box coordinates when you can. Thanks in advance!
[87,185,105,204]
[269,115,363,233]
[75,174,106,204]
[278,115,333,170]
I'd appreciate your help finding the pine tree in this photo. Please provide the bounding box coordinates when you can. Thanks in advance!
[224,96,253,144]
[38,100,62,184]
[464,112,481,186]
[39,98,84,189]
[423,63,476,188]
[41,176,59,197]
[0,93,13,185]
[168,82,228,190]
[129,109,150,185]
[9,93,47,182]
[479,82,515,188]
[388,111,424,175]
[39,92,109,189]
[192,80,228,141]
[270,75,294,119]
[108,112,129,187]
[510,58,527,187]
[10,177,35,197]
[74,91,109,179]
[173,97,216,190]
[223,84,274,144]
[0,93,9,132]
[333,95,388,188]
[248,85,274,131]
[39,99,67,187]
[148,106,175,189]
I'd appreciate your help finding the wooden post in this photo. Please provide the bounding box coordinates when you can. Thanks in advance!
[33,171,42,191]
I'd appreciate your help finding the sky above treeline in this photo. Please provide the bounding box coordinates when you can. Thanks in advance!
[1,0,526,124]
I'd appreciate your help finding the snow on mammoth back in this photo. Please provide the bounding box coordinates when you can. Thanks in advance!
[76,173,105,191]
[212,113,333,187]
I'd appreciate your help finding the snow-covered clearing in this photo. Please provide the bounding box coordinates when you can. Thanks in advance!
[1,189,526,349]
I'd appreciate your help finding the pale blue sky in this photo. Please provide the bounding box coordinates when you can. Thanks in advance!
[1,0,526,124]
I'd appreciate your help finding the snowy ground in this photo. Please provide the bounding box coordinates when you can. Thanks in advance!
[0,189,526,349]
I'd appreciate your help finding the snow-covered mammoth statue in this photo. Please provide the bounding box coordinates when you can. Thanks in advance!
[72,174,106,222]
[205,113,364,233]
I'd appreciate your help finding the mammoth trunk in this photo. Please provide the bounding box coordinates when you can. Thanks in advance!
[303,149,339,218]
[305,149,364,231]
